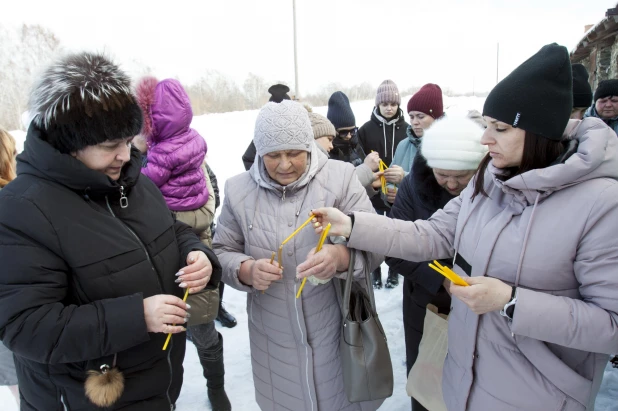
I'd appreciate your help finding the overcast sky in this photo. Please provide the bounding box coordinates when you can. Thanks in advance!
[1,0,614,95]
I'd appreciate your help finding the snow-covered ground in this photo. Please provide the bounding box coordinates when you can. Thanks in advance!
[2,96,617,410]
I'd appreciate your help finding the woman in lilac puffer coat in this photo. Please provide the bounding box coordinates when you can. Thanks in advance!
[136,76,208,211]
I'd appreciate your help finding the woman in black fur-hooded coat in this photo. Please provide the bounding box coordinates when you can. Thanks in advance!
[0,52,221,411]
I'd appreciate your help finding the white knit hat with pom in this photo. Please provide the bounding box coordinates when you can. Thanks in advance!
[420,112,488,170]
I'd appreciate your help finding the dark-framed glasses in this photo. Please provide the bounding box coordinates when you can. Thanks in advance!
[337,127,357,138]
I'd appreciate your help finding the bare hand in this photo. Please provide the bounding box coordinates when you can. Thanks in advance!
[386,187,397,203]
[371,171,384,189]
[244,259,283,291]
[176,251,212,294]
[143,294,189,334]
[384,165,405,184]
[449,276,512,315]
[296,244,348,280]
[310,208,352,238]
[364,151,380,172]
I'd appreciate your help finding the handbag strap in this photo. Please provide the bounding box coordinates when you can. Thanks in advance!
[342,250,377,319]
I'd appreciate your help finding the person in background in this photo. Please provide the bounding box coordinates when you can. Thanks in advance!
[327,91,381,195]
[135,76,230,410]
[358,79,409,288]
[214,100,383,411]
[0,128,19,408]
[570,64,592,120]
[585,79,618,134]
[386,113,487,410]
[311,43,618,411]
[0,52,217,411]
[305,105,336,155]
[242,84,291,170]
[391,83,444,175]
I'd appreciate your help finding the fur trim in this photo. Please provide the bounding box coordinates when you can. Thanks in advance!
[134,76,159,139]
[29,52,135,129]
[84,366,124,407]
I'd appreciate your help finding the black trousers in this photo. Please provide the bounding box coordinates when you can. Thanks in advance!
[403,278,451,411]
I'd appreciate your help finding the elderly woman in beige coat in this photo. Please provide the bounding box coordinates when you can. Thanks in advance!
[213,100,383,411]
[311,44,618,411]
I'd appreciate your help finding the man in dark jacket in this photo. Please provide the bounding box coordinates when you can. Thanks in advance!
[358,79,409,288]
[386,113,485,411]
[584,79,618,134]
[242,84,291,170]
[0,52,221,411]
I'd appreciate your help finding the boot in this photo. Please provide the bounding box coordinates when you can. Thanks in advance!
[216,304,237,328]
[197,333,232,411]
[371,268,382,290]
[385,269,399,289]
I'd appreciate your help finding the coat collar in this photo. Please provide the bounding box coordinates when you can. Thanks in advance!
[370,107,406,128]
[250,141,327,196]
[411,152,455,210]
[17,124,142,197]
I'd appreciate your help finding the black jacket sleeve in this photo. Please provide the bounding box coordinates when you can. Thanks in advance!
[206,164,220,211]
[385,174,446,295]
[357,124,368,155]
[0,196,149,364]
[173,219,222,288]
[242,141,257,171]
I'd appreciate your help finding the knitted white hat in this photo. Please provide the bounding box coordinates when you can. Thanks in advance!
[420,113,488,170]
[254,100,313,156]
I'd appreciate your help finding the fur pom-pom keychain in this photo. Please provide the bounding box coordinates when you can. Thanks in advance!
[84,354,124,407]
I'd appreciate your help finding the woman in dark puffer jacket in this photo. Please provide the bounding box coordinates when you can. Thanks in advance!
[386,113,486,410]
[0,52,220,411]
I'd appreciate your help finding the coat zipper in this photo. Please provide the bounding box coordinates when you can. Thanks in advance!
[282,187,287,201]
[104,193,173,409]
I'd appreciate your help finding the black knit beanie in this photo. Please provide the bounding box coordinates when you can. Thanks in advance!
[327,91,356,129]
[28,52,143,154]
[268,84,291,103]
[593,79,618,102]
[571,64,592,108]
[483,43,572,141]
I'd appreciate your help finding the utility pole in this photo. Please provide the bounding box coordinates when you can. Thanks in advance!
[293,0,300,99]
[496,42,500,84]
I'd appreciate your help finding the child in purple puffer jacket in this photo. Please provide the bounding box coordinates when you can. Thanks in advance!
[135,76,208,211]
[135,76,231,410]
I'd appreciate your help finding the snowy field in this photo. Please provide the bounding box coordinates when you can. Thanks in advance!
[2,96,617,410]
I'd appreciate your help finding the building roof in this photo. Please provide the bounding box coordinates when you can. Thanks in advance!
[571,6,618,62]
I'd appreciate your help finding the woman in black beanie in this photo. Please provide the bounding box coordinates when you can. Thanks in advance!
[570,64,593,120]
[310,43,618,410]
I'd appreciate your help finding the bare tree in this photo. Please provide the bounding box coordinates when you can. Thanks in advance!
[0,23,61,130]
[243,73,270,109]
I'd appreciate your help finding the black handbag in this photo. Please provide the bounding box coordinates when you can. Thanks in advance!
[340,251,394,402]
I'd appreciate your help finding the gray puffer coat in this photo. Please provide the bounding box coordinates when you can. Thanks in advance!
[214,143,384,411]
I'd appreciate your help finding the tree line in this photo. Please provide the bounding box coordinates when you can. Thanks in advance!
[0,23,485,131]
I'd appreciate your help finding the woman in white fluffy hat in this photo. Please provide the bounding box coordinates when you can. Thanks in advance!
[385,111,487,411]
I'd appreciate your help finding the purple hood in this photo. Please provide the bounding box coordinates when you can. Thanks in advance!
[139,78,208,211]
